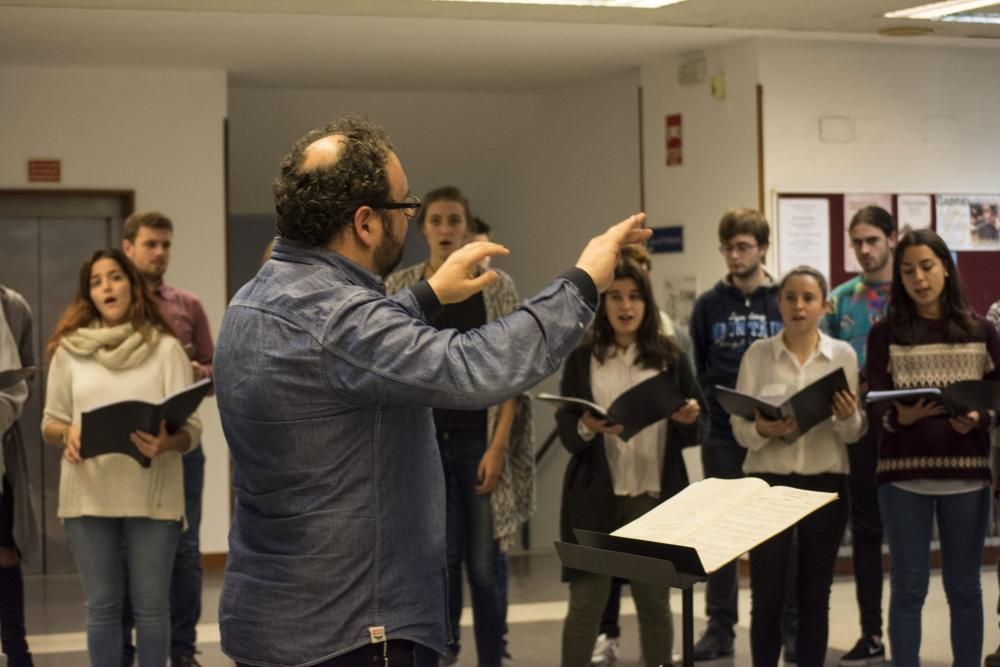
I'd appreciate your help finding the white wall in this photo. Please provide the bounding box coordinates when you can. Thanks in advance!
[640,41,762,309]
[228,70,642,551]
[758,40,1000,202]
[0,65,231,553]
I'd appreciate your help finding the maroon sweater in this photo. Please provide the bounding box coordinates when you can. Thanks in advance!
[866,315,1000,485]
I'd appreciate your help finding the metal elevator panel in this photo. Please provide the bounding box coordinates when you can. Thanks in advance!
[0,193,129,574]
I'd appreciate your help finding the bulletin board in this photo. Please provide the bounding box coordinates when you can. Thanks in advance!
[774,192,1000,316]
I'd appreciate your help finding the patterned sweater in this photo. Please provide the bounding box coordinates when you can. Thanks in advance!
[866,315,1000,485]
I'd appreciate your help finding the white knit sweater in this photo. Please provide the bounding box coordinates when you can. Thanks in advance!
[42,335,201,521]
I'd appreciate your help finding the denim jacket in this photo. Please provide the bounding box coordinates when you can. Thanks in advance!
[214,238,597,667]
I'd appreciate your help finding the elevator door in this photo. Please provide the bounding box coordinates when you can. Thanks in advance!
[0,191,130,573]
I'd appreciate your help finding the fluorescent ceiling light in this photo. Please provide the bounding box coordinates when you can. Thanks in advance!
[430,0,688,7]
[940,12,1000,21]
[885,0,999,20]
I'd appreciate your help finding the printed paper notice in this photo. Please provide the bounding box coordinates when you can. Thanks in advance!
[897,195,932,233]
[936,194,1000,251]
[777,198,829,278]
[843,194,892,273]
[661,274,697,331]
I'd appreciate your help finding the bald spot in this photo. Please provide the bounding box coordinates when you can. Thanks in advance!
[301,134,346,171]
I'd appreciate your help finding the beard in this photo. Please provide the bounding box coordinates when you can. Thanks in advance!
[373,216,406,278]
[732,257,762,280]
[862,252,890,273]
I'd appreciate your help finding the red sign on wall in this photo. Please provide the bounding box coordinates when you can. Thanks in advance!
[665,114,682,167]
[28,159,61,183]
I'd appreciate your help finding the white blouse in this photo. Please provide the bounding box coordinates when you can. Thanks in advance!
[580,344,666,498]
[731,332,864,476]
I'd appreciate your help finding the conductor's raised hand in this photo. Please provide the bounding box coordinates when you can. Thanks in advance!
[426,241,510,305]
[575,213,650,292]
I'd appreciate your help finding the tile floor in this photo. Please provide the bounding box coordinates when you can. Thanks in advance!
[15,552,1000,666]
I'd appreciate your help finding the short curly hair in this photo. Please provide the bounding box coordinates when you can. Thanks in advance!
[273,114,395,247]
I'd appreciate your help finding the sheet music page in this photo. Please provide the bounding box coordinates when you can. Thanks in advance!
[612,479,836,573]
[674,486,836,572]
[612,477,769,544]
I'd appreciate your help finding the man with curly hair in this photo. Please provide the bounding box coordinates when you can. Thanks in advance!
[214,115,650,667]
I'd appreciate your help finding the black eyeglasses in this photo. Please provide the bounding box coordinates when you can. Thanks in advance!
[370,194,422,219]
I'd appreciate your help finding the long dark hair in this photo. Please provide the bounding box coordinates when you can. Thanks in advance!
[887,228,980,344]
[47,248,175,360]
[590,259,679,369]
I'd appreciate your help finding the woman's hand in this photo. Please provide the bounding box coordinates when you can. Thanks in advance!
[670,399,701,425]
[832,389,858,421]
[893,399,946,426]
[949,411,980,435]
[62,426,82,464]
[754,410,797,439]
[475,444,506,495]
[581,411,624,436]
[130,420,174,459]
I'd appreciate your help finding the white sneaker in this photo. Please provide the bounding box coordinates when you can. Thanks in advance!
[591,633,620,666]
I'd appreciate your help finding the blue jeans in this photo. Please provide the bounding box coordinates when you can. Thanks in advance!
[123,446,205,660]
[65,516,180,667]
[879,483,991,667]
[439,429,503,667]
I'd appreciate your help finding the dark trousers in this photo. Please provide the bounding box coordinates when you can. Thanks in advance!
[749,473,848,667]
[846,429,884,638]
[236,640,439,667]
[124,446,205,660]
[439,429,504,667]
[0,475,30,661]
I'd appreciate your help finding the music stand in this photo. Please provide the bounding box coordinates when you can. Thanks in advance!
[556,529,709,667]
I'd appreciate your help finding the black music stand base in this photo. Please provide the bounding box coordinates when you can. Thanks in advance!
[555,531,709,667]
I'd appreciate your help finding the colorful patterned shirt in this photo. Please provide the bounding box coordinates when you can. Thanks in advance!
[824,275,890,369]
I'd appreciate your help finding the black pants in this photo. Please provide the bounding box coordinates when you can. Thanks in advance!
[749,473,848,667]
[238,640,439,667]
[846,429,884,638]
[0,474,30,659]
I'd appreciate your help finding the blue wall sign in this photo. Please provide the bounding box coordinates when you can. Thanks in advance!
[648,226,684,254]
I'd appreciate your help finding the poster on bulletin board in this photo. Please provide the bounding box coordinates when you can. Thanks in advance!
[936,194,1000,251]
[776,197,830,278]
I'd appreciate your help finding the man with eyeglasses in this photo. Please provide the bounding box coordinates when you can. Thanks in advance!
[688,208,785,661]
[213,114,650,667]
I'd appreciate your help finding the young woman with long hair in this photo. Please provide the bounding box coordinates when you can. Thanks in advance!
[866,229,1000,667]
[41,248,201,667]
[556,259,707,667]
[730,266,863,667]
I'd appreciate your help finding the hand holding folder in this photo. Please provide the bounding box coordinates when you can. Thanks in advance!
[538,371,689,440]
[715,368,851,443]
[80,379,212,467]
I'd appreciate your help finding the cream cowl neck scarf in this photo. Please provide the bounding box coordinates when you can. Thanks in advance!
[60,321,160,371]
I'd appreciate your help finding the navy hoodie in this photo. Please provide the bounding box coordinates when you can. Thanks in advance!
[689,275,783,446]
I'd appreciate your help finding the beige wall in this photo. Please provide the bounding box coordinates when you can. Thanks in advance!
[0,65,230,553]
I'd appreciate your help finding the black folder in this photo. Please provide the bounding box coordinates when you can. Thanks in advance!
[80,379,212,467]
[715,367,849,442]
[537,371,687,441]
[866,380,1000,417]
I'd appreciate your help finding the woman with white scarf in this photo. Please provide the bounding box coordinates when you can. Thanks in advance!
[41,248,201,667]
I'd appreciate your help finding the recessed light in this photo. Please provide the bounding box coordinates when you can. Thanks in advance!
[885,0,999,20]
[430,0,688,7]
